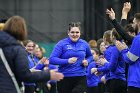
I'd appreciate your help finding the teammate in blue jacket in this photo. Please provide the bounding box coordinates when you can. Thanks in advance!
[106,7,140,93]
[49,22,93,93]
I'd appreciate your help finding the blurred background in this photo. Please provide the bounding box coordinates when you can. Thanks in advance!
[0,0,140,56]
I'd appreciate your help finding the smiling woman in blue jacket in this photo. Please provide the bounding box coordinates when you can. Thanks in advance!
[49,22,93,93]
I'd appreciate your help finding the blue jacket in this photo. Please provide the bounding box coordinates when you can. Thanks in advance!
[98,45,126,81]
[101,45,114,81]
[0,31,50,93]
[27,54,39,69]
[24,54,40,86]
[49,37,93,77]
[86,62,99,87]
[121,32,140,88]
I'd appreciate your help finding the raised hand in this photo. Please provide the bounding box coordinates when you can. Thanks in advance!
[121,2,131,19]
[122,2,131,14]
[106,8,115,20]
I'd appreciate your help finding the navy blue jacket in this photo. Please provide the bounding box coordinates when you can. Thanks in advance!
[0,31,50,93]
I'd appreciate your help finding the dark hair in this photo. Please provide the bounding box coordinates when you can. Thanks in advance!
[68,22,81,31]
[112,28,122,41]
[124,24,136,34]
[134,13,140,22]
[97,38,103,50]
[91,48,99,55]
[3,16,27,41]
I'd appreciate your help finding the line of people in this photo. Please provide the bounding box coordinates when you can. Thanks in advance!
[86,2,140,93]
[1,1,140,93]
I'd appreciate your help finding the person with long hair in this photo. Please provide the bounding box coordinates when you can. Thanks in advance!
[0,16,64,93]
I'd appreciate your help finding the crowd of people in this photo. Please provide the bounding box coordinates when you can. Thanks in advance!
[0,1,140,93]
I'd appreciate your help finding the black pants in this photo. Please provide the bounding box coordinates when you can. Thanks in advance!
[106,79,127,93]
[57,76,87,93]
[98,82,106,93]
[128,86,140,93]
[87,86,98,93]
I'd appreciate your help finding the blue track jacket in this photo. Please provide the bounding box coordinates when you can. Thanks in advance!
[121,32,140,88]
[86,62,99,87]
[49,37,93,77]
[98,45,126,81]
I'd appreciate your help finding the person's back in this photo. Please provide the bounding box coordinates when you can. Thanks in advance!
[0,31,24,93]
[0,52,17,93]
[0,16,64,93]
[0,60,17,93]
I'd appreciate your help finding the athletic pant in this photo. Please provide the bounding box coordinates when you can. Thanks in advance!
[57,76,87,93]
[128,86,140,93]
[106,79,127,93]
[87,86,98,93]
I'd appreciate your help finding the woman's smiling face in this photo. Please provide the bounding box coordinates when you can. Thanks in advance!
[68,27,81,42]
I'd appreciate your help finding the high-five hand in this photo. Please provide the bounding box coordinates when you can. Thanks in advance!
[106,8,115,20]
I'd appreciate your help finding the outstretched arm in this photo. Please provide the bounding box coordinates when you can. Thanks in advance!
[121,2,131,20]
[120,2,131,27]
[106,8,134,45]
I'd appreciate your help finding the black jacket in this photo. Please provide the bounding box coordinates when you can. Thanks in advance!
[111,19,134,46]
[0,31,50,93]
